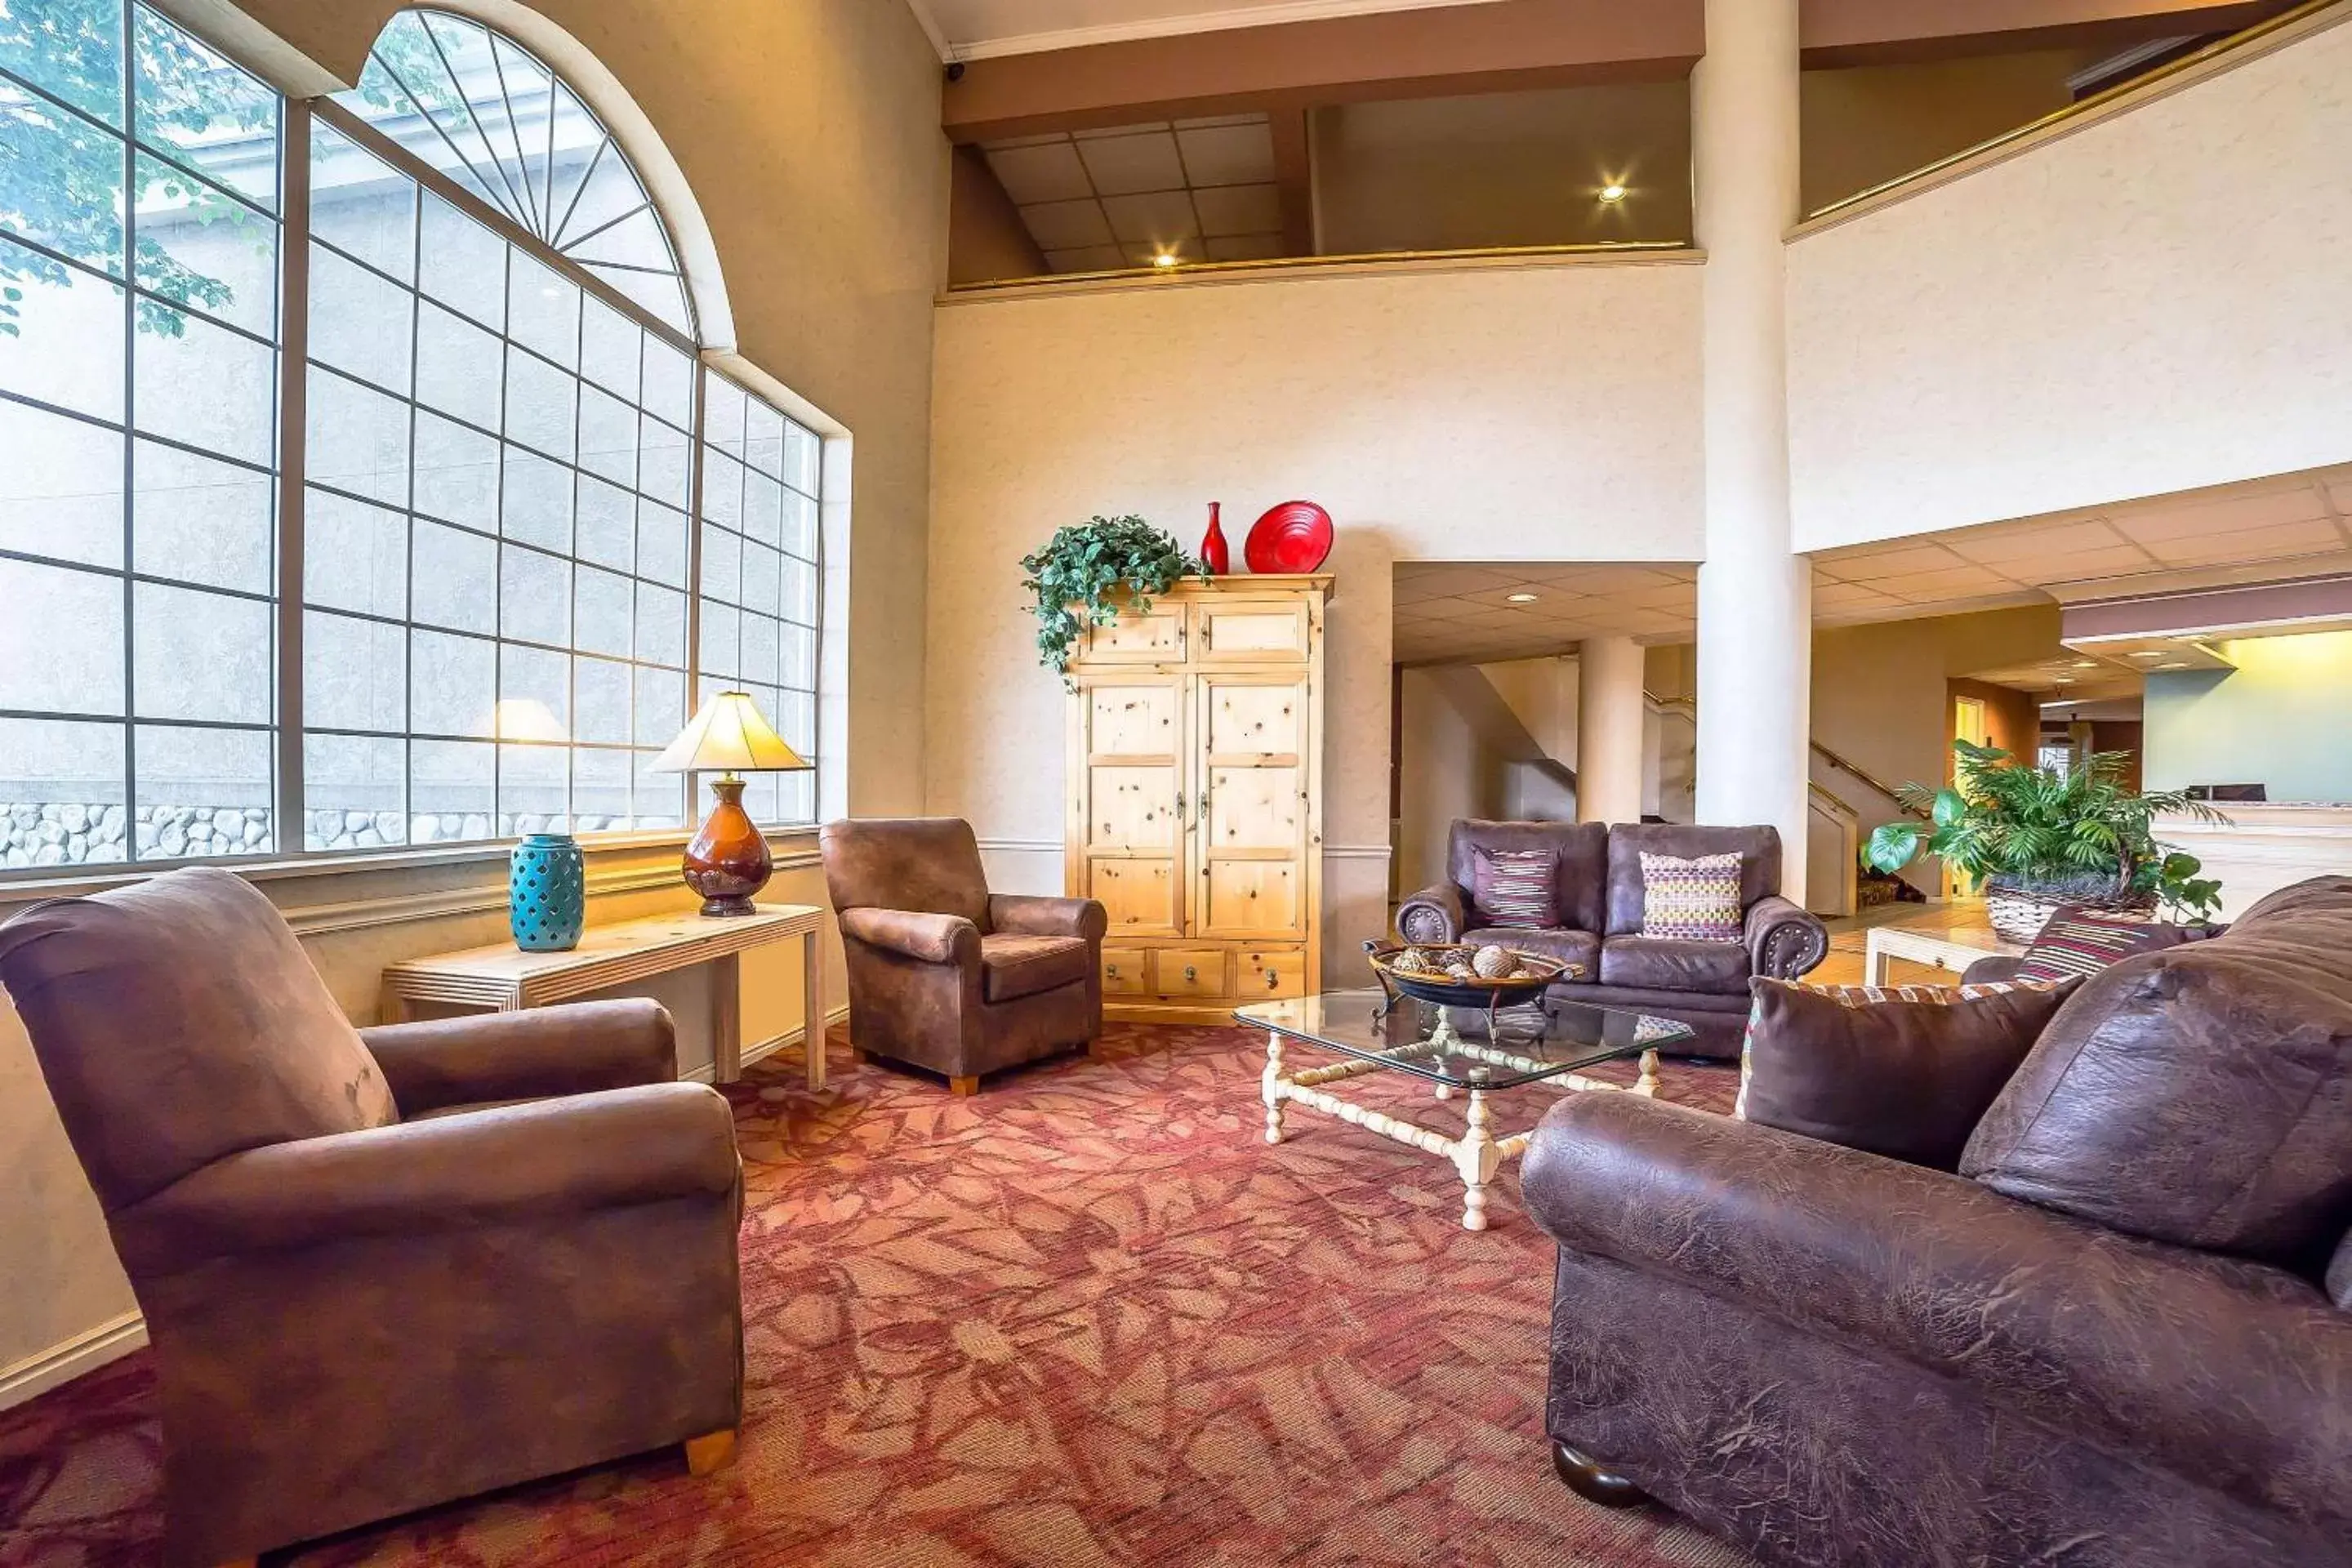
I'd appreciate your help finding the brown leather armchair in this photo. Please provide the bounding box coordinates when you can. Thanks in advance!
[0,869,744,1568]
[820,817,1105,1094]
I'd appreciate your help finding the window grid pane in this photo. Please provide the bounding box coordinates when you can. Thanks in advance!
[301,136,693,847]
[696,367,818,827]
[0,1,281,872]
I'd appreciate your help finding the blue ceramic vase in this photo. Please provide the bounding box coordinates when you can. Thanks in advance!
[510,833,585,952]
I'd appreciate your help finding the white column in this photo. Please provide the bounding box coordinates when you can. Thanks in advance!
[1576,636,1646,825]
[1693,0,1811,905]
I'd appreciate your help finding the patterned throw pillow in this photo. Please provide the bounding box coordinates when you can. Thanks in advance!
[1472,847,1557,930]
[2015,908,2213,983]
[1638,851,1744,942]
[1735,976,2078,1169]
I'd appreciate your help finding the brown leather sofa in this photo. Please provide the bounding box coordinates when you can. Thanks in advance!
[1523,875,2352,1568]
[821,817,1106,1094]
[1396,821,1826,1058]
[0,867,744,1568]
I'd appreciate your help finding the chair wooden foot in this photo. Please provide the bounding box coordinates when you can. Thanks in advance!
[684,1428,738,1477]
[1552,1440,1650,1508]
[948,1075,979,1097]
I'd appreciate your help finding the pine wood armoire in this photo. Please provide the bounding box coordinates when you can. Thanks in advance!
[1063,574,1330,1023]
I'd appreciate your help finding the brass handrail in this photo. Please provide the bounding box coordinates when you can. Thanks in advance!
[1810,741,1929,820]
[1804,0,2345,225]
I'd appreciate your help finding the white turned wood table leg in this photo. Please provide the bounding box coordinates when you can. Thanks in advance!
[1636,1047,1660,1098]
[1454,1089,1499,1232]
[1262,1031,1288,1144]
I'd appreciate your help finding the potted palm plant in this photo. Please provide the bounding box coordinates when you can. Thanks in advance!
[1864,740,2226,941]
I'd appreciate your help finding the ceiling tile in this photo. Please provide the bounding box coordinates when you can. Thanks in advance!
[2112,488,2331,543]
[1043,244,1125,274]
[1870,565,2014,599]
[2138,518,2345,565]
[1176,121,1276,187]
[1204,231,1284,262]
[1120,235,1205,267]
[1102,189,1200,244]
[984,141,1091,206]
[1192,182,1282,238]
[1944,519,2127,564]
[1077,132,1186,196]
[978,131,1065,151]
[1394,565,1529,597]
[2019,543,2188,585]
[1173,113,1265,131]
[1071,120,1169,140]
[1021,198,1112,249]
[2327,479,2352,515]
[1815,543,1967,582]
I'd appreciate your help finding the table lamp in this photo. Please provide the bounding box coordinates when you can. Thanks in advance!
[653,690,810,916]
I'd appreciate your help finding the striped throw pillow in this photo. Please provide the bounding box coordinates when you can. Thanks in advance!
[1472,848,1557,929]
[2015,909,2211,983]
[1638,851,1744,942]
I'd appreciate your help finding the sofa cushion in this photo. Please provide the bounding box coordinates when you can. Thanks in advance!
[2332,1230,2352,1312]
[2015,907,2215,983]
[1738,977,2078,1170]
[1462,926,1598,981]
[980,933,1090,1003]
[1472,847,1557,930]
[1601,935,1750,993]
[1962,875,2352,1267]
[1637,850,1744,942]
[1447,820,1608,933]
[1605,823,1780,936]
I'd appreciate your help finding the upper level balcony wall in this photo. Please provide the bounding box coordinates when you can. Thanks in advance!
[1787,7,2352,552]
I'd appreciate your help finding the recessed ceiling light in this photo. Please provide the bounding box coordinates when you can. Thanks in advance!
[1150,251,1179,268]
[1597,183,1628,204]
[2157,661,2187,670]
[1506,592,1539,604]
[2129,650,2167,660]
[2071,660,2099,669]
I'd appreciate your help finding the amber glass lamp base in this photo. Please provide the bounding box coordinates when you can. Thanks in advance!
[683,776,771,917]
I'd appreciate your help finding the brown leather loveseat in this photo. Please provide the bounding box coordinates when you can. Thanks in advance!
[1396,821,1827,1058]
[1523,875,2352,1567]
[0,868,745,1568]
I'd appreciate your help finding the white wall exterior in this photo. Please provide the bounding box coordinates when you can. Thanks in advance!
[1788,12,2352,551]
[926,257,1705,978]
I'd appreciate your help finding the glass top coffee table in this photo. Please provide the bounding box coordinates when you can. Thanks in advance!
[1236,989,1696,1232]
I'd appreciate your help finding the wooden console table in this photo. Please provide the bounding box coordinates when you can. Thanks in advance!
[1864,923,2025,987]
[380,904,830,1089]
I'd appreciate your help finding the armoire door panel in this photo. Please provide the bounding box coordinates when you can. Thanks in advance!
[1192,599,1311,663]
[1087,683,1178,755]
[1089,858,1180,935]
[1205,861,1300,935]
[1088,766,1176,849]
[1206,764,1300,850]
[1080,604,1184,664]
[1204,680,1305,760]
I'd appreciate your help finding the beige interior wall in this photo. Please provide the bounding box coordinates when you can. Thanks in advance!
[950,144,1049,284]
[927,256,1704,982]
[1798,48,2088,212]
[1311,81,1695,253]
[1,0,942,1401]
[1393,669,1504,899]
[1789,13,2352,550]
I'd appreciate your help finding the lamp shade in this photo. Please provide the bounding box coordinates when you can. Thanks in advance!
[653,690,809,774]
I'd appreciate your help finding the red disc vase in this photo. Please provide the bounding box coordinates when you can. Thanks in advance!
[1200,501,1229,575]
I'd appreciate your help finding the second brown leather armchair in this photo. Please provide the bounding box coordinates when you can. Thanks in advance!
[0,868,745,1568]
[820,817,1106,1094]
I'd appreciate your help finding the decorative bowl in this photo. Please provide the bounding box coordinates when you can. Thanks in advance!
[1243,500,1334,573]
[1363,940,1578,1010]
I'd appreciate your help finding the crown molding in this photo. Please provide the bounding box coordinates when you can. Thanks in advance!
[923,0,1516,63]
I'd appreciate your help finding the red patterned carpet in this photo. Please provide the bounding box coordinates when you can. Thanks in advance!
[0,1022,1750,1567]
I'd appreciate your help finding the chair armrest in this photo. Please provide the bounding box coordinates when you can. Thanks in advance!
[1961,954,2025,985]
[1744,894,1827,979]
[111,1083,738,1276]
[1523,1093,2352,1518]
[1396,882,1465,945]
[361,998,675,1116]
[838,906,980,967]
[988,893,1107,942]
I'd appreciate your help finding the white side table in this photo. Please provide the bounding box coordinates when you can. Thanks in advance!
[381,903,829,1088]
[1864,924,2026,987]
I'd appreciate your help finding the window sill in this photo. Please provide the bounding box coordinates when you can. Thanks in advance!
[0,823,823,920]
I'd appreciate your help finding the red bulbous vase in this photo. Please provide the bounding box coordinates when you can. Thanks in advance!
[683,776,772,916]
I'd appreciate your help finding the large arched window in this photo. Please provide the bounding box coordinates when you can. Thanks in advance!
[0,1,822,871]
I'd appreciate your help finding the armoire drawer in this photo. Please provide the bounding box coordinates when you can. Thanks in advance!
[1099,951,1150,996]
[1152,948,1227,998]
[1234,947,1307,1000]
